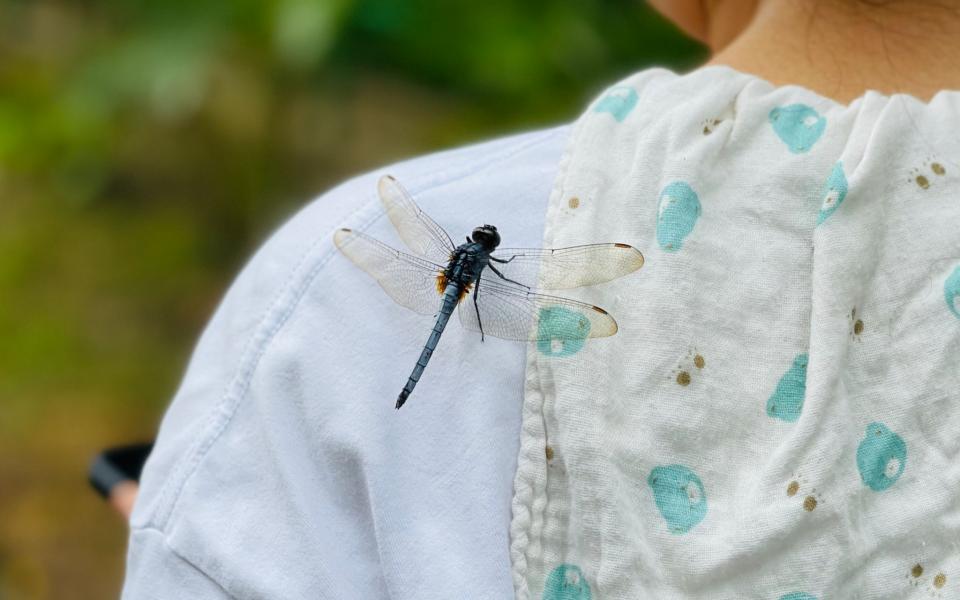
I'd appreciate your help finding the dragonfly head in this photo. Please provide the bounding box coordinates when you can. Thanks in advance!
[470,225,500,251]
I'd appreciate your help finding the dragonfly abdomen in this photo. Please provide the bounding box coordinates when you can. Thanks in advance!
[396,282,463,409]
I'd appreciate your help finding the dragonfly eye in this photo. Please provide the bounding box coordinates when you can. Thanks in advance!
[471,226,501,250]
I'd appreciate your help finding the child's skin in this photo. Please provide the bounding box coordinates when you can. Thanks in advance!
[109,481,139,520]
[649,0,960,104]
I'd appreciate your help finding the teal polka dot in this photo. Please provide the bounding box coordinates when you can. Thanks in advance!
[542,564,591,600]
[779,594,817,600]
[648,464,707,534]
[944,265,960,319]
[537,306,590,357]
[816,161,848,225]
[593,86,638,122]
[656,181,701,253]
[769,104,826,153]
[856,422,907,491]
[766,353,809,422]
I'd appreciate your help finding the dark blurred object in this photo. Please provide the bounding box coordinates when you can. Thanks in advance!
[88,442,153,500]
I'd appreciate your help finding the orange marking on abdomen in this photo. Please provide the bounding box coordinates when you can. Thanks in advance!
[435,272,472,302]
[436,272,447,295]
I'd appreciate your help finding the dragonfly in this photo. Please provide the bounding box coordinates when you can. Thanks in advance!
[334,175,644,409]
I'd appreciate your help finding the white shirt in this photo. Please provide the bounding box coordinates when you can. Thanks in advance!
[124,122,570,599]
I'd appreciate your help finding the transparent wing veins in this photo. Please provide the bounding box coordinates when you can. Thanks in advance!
[378,174,456,264]
[458,274,617,342]
[333,227,444,316]
[490,243,644,290]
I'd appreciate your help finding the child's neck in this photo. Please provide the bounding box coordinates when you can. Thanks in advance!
[706,0,960,104]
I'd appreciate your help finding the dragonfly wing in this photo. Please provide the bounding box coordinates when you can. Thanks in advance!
[489,243,644,290]
[378,174,456,264]
[457,276,617,342]
[334,228,445,316]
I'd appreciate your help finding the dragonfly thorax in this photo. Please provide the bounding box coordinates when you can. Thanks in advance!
[437,244,487,302]
[444,243,489,283]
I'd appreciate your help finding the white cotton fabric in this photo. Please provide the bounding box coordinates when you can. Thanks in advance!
[510,65,960,600]
[121,125,570,599]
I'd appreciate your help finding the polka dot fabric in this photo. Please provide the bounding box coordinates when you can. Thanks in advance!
[509,65,960,599]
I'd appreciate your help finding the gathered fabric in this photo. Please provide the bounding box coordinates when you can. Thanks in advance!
[510,65,960,600]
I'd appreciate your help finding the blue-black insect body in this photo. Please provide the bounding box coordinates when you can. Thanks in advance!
[398,225,524,408]
[334,175,644,410]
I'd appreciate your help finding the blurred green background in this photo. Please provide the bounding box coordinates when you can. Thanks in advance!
[0,1,704,597]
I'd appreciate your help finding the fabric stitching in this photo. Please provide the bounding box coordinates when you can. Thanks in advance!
[132,526,240,600]
[509,118,587,600]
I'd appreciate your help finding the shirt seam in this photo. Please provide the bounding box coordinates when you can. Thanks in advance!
[133,525,240,599]
[508,116,588,600]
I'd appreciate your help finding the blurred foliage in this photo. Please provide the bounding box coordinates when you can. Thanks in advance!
[0,0,704,597]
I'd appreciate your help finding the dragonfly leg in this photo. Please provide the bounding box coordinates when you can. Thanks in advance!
[473,276,485,342]
[487,262,529,290]
[489,255,515,264]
